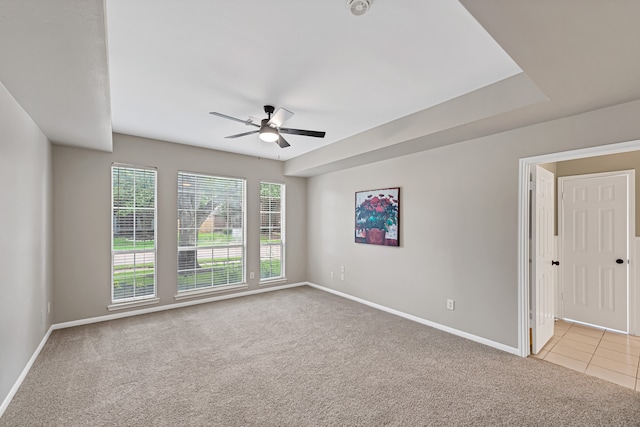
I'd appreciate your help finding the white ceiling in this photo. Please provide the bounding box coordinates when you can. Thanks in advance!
[1,1,639,173]
[105,0,521,161]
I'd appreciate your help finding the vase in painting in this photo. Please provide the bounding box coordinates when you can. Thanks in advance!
[365,228,385,245]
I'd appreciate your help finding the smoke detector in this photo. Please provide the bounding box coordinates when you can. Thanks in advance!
[347,0,371,16]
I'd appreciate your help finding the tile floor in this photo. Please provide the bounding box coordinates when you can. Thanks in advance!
[532,320,640,391]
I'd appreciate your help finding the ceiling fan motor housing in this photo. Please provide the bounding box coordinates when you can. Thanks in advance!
[259,118,279,142]
[348,0,371,16]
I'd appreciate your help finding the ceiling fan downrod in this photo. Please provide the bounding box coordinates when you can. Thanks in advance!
[264,105,275,120]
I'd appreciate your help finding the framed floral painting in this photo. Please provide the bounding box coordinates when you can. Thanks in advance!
[355,187,400,246]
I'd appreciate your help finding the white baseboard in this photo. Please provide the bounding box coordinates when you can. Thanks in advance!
[53,282,306,330]
[306,282,521,356]
[0,282,306,417]
[0,325,54,419]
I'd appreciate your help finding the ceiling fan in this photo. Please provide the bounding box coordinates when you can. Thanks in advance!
[209,105,326,148]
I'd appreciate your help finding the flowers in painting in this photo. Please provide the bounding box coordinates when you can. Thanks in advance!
[356,192,398,232]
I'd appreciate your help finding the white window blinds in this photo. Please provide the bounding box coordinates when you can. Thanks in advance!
[177,172,245,291]
[111,165,157,302]
[260,182,284,281]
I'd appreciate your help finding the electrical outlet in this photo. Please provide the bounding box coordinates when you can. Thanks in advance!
[446,299,455,311]
[340,273,345,281]
[250,272,255,279]
[330,272,334,279]
[340,265,345,273]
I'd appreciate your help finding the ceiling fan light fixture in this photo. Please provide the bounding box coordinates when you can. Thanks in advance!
[259,126,279,142]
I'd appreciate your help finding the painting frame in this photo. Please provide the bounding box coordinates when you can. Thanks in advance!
[355,187,400,246]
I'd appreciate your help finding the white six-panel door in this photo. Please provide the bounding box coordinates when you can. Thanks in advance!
[531,166,555,354]
[561,173,629,332]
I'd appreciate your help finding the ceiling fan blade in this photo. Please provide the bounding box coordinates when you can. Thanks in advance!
[210,112,259,127]
[248,116,262,125]
[277,135,290,148]
[268,108,294,127]
[225,130,259,139]
[279,127,326,138]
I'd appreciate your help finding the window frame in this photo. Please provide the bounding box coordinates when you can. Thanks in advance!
[176,171,247,293]
[259,181,285,282]
[110,163,158,304]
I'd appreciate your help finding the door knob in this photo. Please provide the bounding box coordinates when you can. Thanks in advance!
[616,259,624,264]
[551,260,559,266]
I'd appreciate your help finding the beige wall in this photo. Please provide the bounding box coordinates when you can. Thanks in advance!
[556,151,640,235]
[0,81,53,406]
[52,134,307,323]
[538,162,556,174]
[307,99,640,348]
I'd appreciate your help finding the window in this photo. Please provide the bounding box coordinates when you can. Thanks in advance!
[178,172,245,291]
[111,165,157,302]
[260,182,285,281]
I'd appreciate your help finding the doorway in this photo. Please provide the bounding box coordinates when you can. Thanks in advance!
[518,139,640,357]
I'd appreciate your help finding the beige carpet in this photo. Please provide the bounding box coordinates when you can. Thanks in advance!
[1,286,639,426]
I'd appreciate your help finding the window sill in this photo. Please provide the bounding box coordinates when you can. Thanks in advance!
[174,283,249,301]
[108,297,160,312]
[259,278,287,287]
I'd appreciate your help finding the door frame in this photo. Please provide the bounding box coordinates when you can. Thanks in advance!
[558,170,635,332]
[517,139,640,357]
